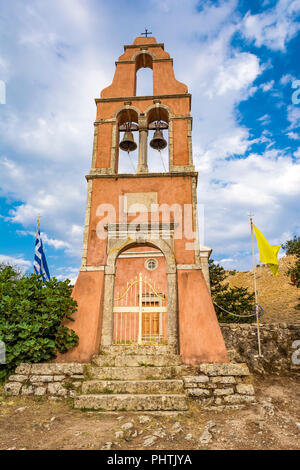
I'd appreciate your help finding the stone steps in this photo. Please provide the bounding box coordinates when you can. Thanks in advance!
[86,364,196,381]
[92,354,182,367]
[75,350,196,411]
[82,379,184,394]
[74,393,188,411]
[99,345,175,356]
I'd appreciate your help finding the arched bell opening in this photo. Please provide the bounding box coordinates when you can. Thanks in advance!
[134,52,153,97]
[116,108,139,174]
[147,107,169,173]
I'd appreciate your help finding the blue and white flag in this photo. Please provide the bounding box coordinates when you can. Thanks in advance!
[34,229,50,282]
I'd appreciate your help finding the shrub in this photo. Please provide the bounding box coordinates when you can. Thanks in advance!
[0,265,79,382]
[283,235,300,307]
[209,259,255,324]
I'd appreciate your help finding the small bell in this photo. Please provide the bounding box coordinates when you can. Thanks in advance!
[150,128,167,151]
[119,130,137,152]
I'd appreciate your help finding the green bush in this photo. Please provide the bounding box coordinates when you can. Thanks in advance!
[283,235,300,307]
[209,259,255,324]
[0,265,79,382]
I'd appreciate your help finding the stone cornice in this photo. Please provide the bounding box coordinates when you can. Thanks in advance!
[116,58,173,65]
[95,94,191,105]
[86,171,198,180]
[123,43,165,50]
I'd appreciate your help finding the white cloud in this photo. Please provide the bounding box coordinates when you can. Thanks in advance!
[287,131,300,140]
[0,0,299,276]
[280,73,296,85]
[199,148,300,269]
[241,0,300,51]
[260,80,274,92]
[257,114,271,125]
[287,105,300,129]
[0,254,31,272]
[55,266,79,285]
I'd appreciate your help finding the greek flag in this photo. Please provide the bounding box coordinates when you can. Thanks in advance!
[34,229,50,282]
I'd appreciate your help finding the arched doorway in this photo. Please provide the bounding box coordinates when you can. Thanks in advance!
[113,246,168,345]
[100,236,178,351]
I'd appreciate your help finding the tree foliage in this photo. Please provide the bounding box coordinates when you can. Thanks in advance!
[282,235,300,257]
[0,265,79,382]
[282,236,300,308]
[209,259,255,323]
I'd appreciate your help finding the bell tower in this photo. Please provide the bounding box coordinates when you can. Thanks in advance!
[65,36,228,364]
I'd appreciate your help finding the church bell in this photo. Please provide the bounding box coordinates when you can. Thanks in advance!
[119,129,137,153]
[149,128,167,151]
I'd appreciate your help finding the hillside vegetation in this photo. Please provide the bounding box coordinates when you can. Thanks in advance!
[225,256,300,323]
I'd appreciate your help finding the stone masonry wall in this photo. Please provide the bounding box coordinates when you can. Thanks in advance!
[220,323,300,375]
[183,363,255,411]
[3,363,84,398]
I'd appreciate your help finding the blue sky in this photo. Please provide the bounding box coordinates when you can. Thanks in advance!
[0,0,300,280]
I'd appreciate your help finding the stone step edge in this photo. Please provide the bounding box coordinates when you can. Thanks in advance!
[83,379,184,383]
[77,393,187,398]
[81,379,184,394]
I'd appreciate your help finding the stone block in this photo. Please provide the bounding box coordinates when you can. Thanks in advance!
[224,394,256,404]
[29,375,53,383]
[53,375,66,382]
[34,387,46,396]
[199,363,250,376]
[211,376,236,384]
[15,363,31,375]
[213,387,234,396]
[21,385,33,395]
[187,388,211,397]
[236,384,255,395]
[4,382,22,396]
[48,383,68,397]
[8,375,28,382]
[183,375,209,384]
[30,363,84,376]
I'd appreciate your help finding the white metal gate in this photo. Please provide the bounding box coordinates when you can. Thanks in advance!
[113,273,168,345]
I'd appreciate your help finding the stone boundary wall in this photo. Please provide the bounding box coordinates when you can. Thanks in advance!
[220,323,300,375]
[3,363,85,398]
[184,363,255,411]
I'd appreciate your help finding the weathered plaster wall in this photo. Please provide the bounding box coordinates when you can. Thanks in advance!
[178,269,228,364]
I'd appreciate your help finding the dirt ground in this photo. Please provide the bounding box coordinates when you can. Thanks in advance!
[0,375,299,450]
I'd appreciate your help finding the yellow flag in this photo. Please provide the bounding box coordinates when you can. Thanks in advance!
[253,225,281,276]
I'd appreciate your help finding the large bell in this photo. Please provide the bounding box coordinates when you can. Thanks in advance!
[150,129,167,151]
[119,131,137,152]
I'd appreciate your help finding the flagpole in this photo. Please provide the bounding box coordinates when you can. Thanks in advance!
[249,214,262,357]
[34,216,40,274]
[35,215,40,239]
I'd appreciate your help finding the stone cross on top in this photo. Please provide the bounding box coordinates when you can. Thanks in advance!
[141,28,152,37]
